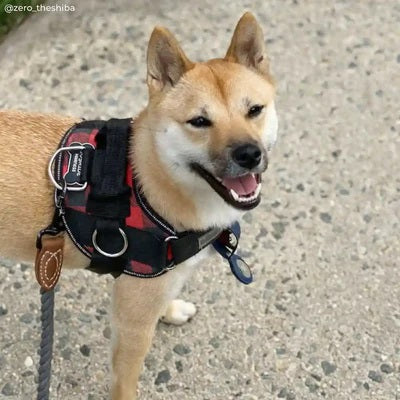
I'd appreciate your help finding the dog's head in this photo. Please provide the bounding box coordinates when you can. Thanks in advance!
[142,13,277,226]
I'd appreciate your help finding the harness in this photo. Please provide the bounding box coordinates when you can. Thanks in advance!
[37,118,252,284]
[34,117,253,400]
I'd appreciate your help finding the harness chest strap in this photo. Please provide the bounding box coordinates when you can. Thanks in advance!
[34,221,223,291]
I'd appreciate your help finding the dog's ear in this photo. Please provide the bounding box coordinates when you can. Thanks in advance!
[225,12,270,77]
[147,27,193,93]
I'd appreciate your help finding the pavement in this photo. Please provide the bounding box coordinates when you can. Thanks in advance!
[0,0,399,399]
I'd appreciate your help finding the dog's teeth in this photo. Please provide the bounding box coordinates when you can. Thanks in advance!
[230,183,261,203]
[230,189,239,201]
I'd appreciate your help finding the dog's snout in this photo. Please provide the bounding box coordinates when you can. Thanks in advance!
[232,143,262,169]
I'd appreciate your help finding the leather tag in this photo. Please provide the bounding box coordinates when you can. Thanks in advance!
[35,234,65,291]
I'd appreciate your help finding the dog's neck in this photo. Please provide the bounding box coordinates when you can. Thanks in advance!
[131,110,201,231]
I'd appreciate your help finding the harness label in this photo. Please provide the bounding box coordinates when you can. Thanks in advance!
[198,227,223,249]
[64,142,93,187]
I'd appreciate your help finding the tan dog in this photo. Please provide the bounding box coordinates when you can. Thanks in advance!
[0,12,277,400]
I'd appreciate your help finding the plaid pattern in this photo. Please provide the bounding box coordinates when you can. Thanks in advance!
[57,123,174,278]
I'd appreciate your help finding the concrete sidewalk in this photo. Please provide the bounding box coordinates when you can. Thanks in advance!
[0,1,399,399]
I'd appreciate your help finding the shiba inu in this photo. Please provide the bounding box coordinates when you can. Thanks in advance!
[0,12,277,400]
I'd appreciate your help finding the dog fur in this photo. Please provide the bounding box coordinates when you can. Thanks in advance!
[0,12,277,400]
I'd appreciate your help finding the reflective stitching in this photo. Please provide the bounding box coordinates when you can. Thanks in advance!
[135,183,175,235]
[122,267,167,278]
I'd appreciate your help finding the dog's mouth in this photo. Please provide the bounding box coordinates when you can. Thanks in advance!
[191,163,262,210]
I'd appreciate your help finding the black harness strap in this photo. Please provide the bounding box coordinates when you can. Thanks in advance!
[86,118,132,271]
[87,118,131,216]
[169,227,223,265]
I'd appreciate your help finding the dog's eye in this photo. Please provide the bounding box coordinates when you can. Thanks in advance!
[187,116,212,128]
[247,105,264,118]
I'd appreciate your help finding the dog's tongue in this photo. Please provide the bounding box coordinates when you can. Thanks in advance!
[222,174,258,196]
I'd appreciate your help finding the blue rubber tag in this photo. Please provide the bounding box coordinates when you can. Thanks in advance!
[229,254,253,285]
[212,222,253,285]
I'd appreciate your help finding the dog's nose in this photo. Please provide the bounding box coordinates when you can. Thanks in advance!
[232,143,262,169]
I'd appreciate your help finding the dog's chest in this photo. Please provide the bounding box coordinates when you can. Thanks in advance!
[165,246,214,300]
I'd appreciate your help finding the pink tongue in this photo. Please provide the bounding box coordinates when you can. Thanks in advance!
[222,174,258,196]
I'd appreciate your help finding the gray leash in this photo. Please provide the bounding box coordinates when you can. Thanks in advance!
[37,288,55,400]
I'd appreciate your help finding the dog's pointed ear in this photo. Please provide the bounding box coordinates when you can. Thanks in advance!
[225,12,270,77]
[147,26,193,92]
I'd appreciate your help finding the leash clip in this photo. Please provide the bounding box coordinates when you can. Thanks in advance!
[54,183,68,215]
[36,212,65,250]
[36,225,62,250]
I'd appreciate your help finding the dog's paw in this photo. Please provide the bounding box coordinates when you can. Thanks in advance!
[161,299,197,325]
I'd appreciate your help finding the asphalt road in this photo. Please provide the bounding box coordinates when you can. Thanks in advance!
[0,1,399,399]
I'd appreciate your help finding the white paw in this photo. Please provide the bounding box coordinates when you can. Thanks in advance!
[161,299,197,325]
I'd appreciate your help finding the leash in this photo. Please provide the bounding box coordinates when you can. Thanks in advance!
[35,196,66,399]
[37,288,55,400]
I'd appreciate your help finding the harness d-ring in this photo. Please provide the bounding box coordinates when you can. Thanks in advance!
[163,235,178,271]
[164,235,178,243]
[48,145,88,191]
[92,228,128,258]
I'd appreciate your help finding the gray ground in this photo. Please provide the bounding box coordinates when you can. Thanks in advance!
[0,0,399,399]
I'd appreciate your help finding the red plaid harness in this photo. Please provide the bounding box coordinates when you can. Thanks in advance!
[46,118,245,279]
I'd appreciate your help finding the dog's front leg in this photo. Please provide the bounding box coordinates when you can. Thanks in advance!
[111,273,171,400]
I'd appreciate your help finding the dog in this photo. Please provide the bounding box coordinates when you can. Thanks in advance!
[0,12,277,400]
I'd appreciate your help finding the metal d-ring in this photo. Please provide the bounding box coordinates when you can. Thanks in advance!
[164,235,178,243]
[92,228,128,258]
[48,145,88,191]
[163,235,178,270]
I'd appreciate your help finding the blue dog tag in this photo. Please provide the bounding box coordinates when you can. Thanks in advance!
[229,254,253,285]
[212,222,253,285]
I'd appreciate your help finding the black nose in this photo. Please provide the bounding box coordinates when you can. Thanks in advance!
[232,143,262,169]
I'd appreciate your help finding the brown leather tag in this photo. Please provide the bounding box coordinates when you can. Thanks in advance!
[35,234,65,291]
